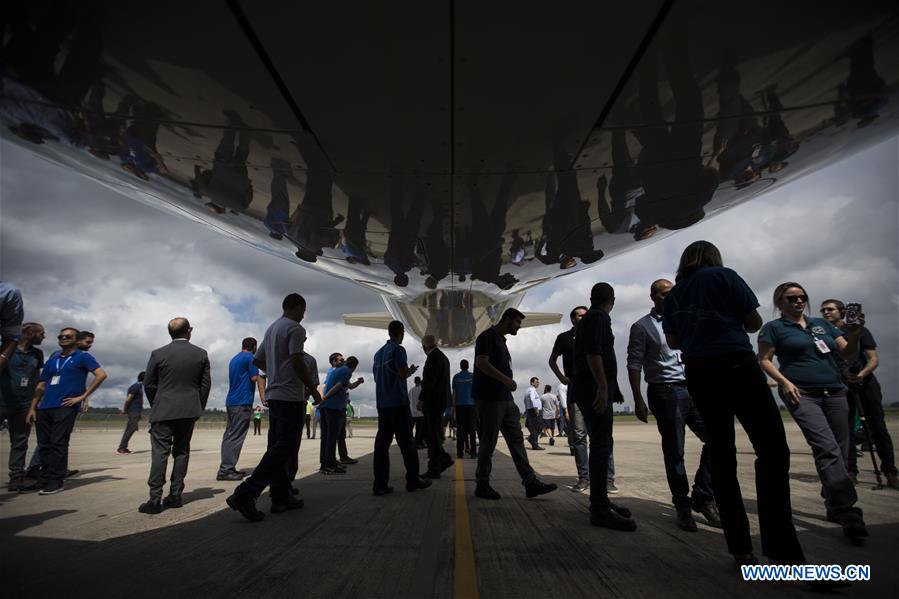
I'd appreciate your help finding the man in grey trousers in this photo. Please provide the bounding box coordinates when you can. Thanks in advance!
[116,371,145,454]
[217,337,266,481]
[139,317,211,514]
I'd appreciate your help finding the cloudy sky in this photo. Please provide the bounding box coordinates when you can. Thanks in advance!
[1,136,896,416]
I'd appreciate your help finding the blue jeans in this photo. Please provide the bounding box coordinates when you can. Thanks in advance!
[567,402,589,480]
[572,392,614,512]
[647,382,713,510]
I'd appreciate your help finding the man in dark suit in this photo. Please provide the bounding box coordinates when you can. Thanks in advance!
[139,317,211,514]
[419,335,453,478]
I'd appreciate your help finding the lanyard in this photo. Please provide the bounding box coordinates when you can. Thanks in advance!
[56,354,74,374]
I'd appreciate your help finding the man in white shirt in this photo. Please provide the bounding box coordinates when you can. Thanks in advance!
[408,376,425,449]
[524,377,544,450]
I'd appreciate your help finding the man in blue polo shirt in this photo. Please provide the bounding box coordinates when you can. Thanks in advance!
[452,359,477,459]
[22,327,107,494]
[117,371,146,454]
[372,321,431,495]
[0,322,44,491]
[320,356,363,474]
[218,337,265,481]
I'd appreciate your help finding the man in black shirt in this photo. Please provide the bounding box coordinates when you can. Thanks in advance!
[820,299,898,489]
[549,306,590,492]
[573,283,636,530]
[472,308,557,500]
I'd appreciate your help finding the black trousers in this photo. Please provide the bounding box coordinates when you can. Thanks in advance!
[253,418,261,435]
[236,400,301,503]
[424,409,451,474]
[304,414,311,438]
[373,406,420,489]
[847,375,896,475]
[412,416,426,447]
[36,406,78,485]
[148,418,196,500]
[456,405,477,456]
[319,407,343,469]
[118,412,141,450]
[685,352,804,561]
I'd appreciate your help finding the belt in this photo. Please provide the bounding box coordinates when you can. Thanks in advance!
[647,381,687,387]
[799,387,844,398]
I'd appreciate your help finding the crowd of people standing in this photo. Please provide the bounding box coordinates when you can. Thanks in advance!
[1,239,896,569]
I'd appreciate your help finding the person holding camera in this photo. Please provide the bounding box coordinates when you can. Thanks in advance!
[820,299,898,490]
[758,283,868,540]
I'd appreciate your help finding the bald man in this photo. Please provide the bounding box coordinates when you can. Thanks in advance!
[627,279,719,532]
[420,335,453,478]
[139,317,211,514]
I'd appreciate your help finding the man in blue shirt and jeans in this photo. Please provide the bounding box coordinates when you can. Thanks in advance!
[117,371,146,454]
[218,338,265,481]
[372,321,431,496]
[22,327,107,495]
[0,322,44,491]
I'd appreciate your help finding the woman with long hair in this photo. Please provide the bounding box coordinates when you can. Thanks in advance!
[662,240,803,565]
[758,282,868,539]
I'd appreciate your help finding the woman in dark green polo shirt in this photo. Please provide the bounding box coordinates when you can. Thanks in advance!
[758,282,868,540]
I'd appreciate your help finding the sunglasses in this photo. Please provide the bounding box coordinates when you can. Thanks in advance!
[784,295,807,304]
[57,334,74,340]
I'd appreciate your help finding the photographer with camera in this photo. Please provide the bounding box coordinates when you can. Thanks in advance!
[820,299,898,490]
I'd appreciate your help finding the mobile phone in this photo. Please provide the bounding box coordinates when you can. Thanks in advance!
[844,302,862,325]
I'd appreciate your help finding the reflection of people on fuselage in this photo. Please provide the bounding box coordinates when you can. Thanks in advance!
[630,27,718,231]
[190,110,253,215]
[384,176,426,287]
[509,230,532,266]
[265,158,297,240]
[470,172,518,291]
[596,130,657,241]
[424,199,452,290]
[81,82,128,160]
[340,197,372,266]
[0,75,79,145]
[835,35,889,129]
[714,53,797,188]
[538,144,605,269]
[119,97,168,180]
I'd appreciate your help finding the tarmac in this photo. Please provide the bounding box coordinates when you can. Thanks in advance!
[1,416,897,598]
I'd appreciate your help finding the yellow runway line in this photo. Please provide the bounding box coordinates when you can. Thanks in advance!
[454,459,479,599]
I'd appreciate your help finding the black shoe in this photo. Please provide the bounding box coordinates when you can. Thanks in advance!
[421,471,441,480]
[138,499,162,514]
[7,476,25,492]
[38,481,64,495]
[524,479,557,498]
[475,482,501,500]
[610,502,632,518]
[549,438,555,446]
[334,465,347,473]
[217,472,244,481]
[339,457,359,465]
[590,508,637,531]
[440,459,454,472]
[271,497,305,514]
[676,509,698,532]
[373,486,394,496]
[842,521,869,539]
[162,495,183,509]
[17,481,44,494]
[694,502,722,528]
[226,493,265,522]
[290,486,300,495]
[529,445,545,451]
[406,478,432,492]
[320,467,346,475]
[65,469,79,478]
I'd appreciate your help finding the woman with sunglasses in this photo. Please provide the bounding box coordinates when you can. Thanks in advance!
[758,282,868,540]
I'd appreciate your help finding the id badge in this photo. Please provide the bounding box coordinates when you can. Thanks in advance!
[19,377,30,388]
[813,338,831,354]
[50,375,61,386]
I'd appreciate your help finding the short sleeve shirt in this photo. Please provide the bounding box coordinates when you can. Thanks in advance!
[838,326,877,373]
[662,266,759,358]
[759,317,845,389]
[540,393,559,419]
[551,329,576,378]
[573,306,618,402]
[323,365,351,410]
[373,340,410,408]
[0,345,44,408]
[254,317,305,403]
[125,382,144,414]
[452,371,474,406]
[225,351,259,407]
[472,327,513,402]
[38,350,101,410]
